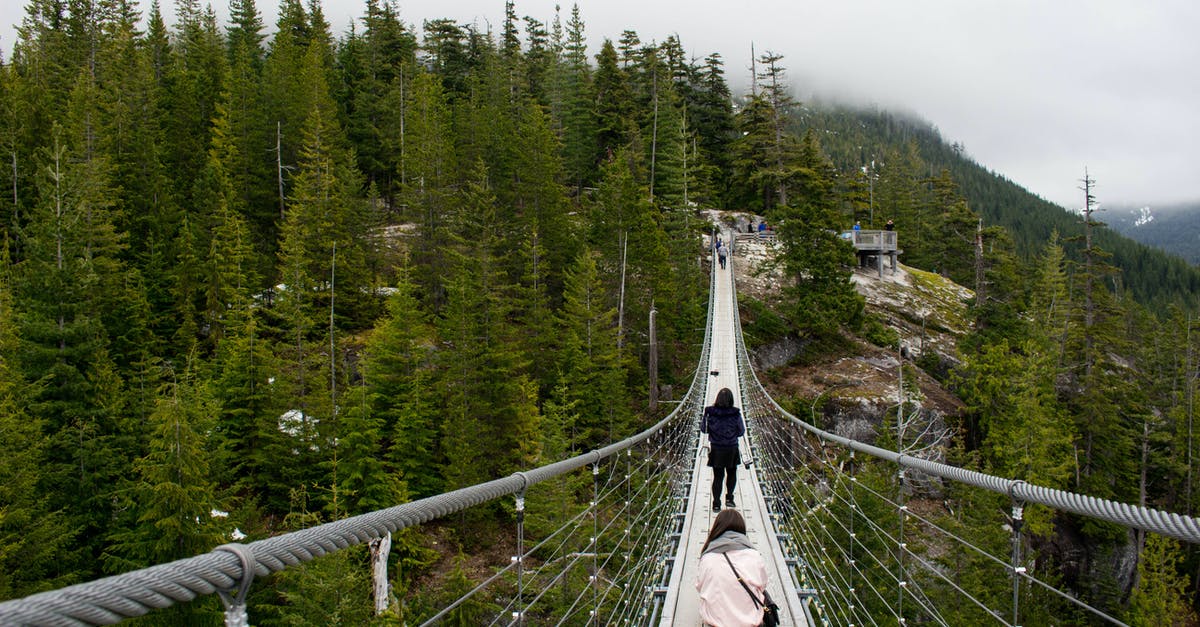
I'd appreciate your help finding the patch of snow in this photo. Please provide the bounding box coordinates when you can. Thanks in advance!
[231,528,247,541]
[278,409,308,437]
[1134,206,1154,227]
[211,509,230,518]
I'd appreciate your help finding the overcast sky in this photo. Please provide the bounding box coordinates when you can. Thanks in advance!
[2,0,1197,210]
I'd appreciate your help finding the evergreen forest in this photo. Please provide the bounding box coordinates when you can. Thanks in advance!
[0,0,1198,624]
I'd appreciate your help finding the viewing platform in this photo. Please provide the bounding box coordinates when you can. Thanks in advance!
[843,229,899,278]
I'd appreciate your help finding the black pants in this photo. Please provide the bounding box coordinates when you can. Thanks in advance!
[712,465,736,503]
[708,446,739,503]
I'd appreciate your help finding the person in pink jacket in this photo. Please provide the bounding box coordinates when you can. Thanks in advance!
[695,509,769,626]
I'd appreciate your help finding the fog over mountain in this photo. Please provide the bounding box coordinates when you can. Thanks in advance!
[1105,202,1200,265]
[3,0,1199,211]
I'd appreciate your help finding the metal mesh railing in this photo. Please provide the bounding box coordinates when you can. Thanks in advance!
[0,248,721,627]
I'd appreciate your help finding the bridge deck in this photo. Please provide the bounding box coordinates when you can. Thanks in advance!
[659,235,808,626]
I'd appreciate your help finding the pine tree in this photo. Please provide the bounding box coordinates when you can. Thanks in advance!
[366,266,441,499]
[336,0,416,207]
[103,354,224,572]
[400,68,454,310]
[555,249,627,448]
[224,0,276,269]
[1126,534,1198,626]
[522,15,554,106]
[731,94,790,213]
[558,4,596,191]
[594,39,635,158]
[1064,173,1136,518]
[954,337,1074,534]
[437,162,541,489]
[210,290,285,512]
[773,131,864,336]
[508,98,575,295]
[159,0,228,198]
[687,52,735,207]
[277,43,374,327]
[13,125,137,563]
[0,239,74,599]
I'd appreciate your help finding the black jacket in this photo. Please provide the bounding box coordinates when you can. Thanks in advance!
[701,405,744,447]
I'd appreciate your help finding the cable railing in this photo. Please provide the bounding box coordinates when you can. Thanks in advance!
[726,250,1200,626]
[0,247,720,627]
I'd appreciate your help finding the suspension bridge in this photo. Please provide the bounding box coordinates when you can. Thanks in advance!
[3,230,1200,626]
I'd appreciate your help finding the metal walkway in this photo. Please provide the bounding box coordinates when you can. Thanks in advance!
[659,234,809,626]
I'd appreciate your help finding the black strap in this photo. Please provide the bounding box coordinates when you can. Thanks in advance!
[722,552,764,609]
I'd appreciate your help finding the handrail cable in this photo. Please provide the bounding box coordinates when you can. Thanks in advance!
[723,249,1186,627]
[0,244,720,627]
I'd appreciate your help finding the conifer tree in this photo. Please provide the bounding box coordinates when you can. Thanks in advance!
[558,4,596,191]
[522,15,554,107]
[589,149,662,352]
[337,0,416,206]
[0,239,73,599]
[223,0,277,264]
[1126,534,1198,626]
[159,0,228,197]
[14,125,137,562]
[772,131,863,335]
[422,18,472,99]
[437,162,541,489]
[1028,232,1071,357]
[103,355,224,572]
[1064,173,1136,517]
[688,53,735,206]
[277,43,374,327]
[555,249,627,448]
[594,38,635,158]
[508,98,575,293]
[401,68,454,309]
[366,266,441,499]
[210,287,286,512]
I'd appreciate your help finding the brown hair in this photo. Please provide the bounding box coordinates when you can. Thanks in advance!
[713,387,734,409]
[702,508,746,552]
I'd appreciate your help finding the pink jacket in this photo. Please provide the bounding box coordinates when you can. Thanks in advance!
[695,546,769,627]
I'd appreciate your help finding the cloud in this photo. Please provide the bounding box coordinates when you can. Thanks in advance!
[2,0,1196,208]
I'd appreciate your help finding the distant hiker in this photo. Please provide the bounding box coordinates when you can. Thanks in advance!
[853,221,861,231]
[695,509,771,627]
[885,219,894,231]
[757,221,766,233]
[718,246,728,269]
[701,388,745,512]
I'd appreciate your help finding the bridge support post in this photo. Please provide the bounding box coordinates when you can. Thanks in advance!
[649,306,658,412]
[591,462,601,626]
[1010,499,1025,627]
[514,490,526,625]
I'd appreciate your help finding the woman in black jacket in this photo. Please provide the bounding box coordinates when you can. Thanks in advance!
[701,388,745,512]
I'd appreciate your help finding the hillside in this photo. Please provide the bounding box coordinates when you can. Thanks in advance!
[1106,202,1200,265]
[790,103,1200,310]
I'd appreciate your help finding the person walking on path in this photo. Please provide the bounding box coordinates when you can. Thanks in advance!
[718,245,728,269]
[701,388,744,512]
[695,509,770,627]
[853,220,861,231]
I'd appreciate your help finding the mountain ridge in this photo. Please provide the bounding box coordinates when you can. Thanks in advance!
[790,101,1200,308]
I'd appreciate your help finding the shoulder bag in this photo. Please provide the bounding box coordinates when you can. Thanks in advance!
[722,552,780,627]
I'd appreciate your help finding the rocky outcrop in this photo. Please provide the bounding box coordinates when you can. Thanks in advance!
[721,212,969,490]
